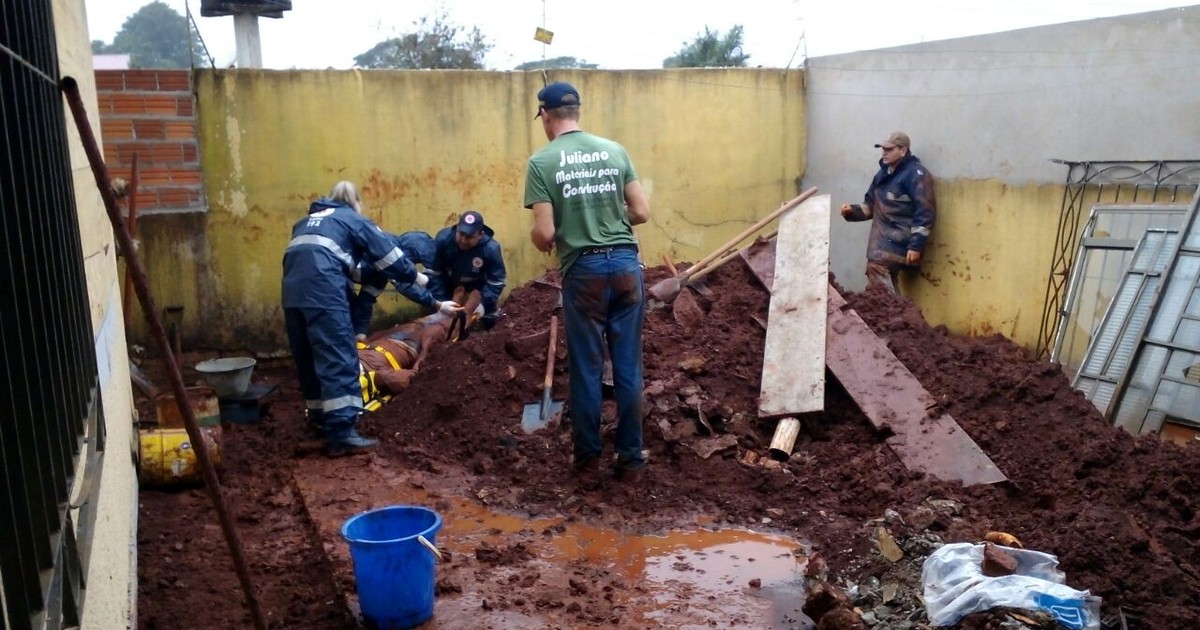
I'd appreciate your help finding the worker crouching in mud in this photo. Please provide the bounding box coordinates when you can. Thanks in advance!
[356,288,482,411]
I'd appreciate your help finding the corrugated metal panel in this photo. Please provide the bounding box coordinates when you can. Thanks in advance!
[1106,187,1200,435]
[1053,205,1189,375]
[1073,230,1179,416]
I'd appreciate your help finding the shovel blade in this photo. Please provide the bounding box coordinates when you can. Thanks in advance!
[647,276,682,302]
[521,399,564,434]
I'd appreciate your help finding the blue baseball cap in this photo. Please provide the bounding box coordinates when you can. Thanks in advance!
[534,82,581,119]
[457,210,487,236]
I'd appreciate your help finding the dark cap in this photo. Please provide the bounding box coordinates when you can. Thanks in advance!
[874,131,911,149]
[534,81,581,119]
[457,210,487,236]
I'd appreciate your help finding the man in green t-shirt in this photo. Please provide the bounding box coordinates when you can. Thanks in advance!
[524,81,652,488]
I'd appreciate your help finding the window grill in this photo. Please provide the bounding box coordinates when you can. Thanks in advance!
[2,0,104,627]
[1035,160,1200,361]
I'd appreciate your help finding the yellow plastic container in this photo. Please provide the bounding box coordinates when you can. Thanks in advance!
[138,426,222,486]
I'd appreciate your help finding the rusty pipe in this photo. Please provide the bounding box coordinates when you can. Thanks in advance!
[61,77,268,630]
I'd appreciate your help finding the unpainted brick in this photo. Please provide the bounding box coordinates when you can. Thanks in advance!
[169,169,202,186]
[142,95,179,115]
[124,71,160,91]
[164,121,196,139]
[176,97,194,117]
[133,119,167,140]
[156,71,191,92]
[95,72,125,91]
[100,119,134,140]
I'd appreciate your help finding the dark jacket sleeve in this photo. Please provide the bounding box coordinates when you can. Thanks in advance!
[353,216,418,285]
[424,229,454,302]
[906,167,937,252]
[481,241,507,315]
[396,280,437,310]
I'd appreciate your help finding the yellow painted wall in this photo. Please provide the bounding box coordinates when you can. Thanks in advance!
[133,69,806,349]
[902,180,1065,349]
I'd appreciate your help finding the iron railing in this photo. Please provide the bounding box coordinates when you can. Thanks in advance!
[1,0,104,627]
[1035,160,1200,360]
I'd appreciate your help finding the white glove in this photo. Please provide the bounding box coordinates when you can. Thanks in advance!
[474,304,485,318]
[437,300,463,315]
[414,272,429,288]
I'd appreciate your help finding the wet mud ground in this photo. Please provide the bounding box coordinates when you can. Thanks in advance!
[136,262,1199,629]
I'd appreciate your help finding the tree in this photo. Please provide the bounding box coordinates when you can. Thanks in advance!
[101,1,203,68]
[662,25,750,68]
[513,56,598,71]
[354,12,492,69]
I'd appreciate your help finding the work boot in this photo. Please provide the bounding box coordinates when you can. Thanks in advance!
[614,465,644,485]
[574,457,602,490]
[324,428,379,457]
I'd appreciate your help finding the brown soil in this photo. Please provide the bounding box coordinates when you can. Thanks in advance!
[136,262,1200,629]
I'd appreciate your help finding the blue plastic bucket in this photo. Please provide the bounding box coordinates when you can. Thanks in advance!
[341,505,443,629]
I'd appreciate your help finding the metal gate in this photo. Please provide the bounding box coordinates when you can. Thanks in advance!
[1,0,105,627]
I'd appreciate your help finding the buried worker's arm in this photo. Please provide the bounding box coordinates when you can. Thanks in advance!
[530,201,556,253]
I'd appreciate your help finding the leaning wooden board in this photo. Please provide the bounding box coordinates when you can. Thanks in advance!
[757,194,831,418]
[741,239,1007,486]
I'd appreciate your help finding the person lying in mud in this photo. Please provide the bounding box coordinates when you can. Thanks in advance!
[357,287,482,411]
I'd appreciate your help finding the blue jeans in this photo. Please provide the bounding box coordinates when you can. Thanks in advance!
[562,248,645,470]
[284,306,363,438]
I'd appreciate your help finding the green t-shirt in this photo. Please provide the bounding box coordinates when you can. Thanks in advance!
[524,130,638,274]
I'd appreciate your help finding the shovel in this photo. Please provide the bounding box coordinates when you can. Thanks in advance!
[647,187,817,303]
[521,315,565,434]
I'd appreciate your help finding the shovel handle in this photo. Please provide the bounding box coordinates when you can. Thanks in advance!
[686,187,817,279]
[543,315,558,388]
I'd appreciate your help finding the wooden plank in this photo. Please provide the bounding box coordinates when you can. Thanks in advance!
[825,286,1007,486]
[742,239,1005,486]
[758,195,830,418]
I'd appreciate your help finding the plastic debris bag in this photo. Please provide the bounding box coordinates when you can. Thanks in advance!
[921,542,1102,629]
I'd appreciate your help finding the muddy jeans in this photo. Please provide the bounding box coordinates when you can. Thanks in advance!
[562,247,646,471]
[866,261,901,295]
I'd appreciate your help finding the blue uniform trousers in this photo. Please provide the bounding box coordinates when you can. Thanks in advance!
[283,306,363,438]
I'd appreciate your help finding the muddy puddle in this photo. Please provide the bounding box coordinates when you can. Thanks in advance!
[294,463,812,629]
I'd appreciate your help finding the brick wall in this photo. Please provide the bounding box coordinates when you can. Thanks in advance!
[95,70,204,212]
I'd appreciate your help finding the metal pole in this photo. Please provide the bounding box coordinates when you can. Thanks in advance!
[60,76,268,630]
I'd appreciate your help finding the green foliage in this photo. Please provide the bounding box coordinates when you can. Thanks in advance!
[91,40,109,54]
[513,56,598,71]
[663,25,750,68]
[103,1,202,68]
[354,12,492,69]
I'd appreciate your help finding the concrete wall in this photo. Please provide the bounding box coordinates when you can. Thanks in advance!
[804,6,1200,348]
[53,0,139,626]
[132,69,806,350]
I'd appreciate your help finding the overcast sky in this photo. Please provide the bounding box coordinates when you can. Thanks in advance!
[85,0,1193,70]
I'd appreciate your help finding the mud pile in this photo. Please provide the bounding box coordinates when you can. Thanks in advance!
[137,261,1199,629]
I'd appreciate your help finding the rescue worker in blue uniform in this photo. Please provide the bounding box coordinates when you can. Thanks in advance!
[281,181,427,455]
[350,230,463,339]
[840,131,937,293]
[413,211,507,330]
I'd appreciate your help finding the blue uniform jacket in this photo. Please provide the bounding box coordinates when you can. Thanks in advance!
[350,231,438,334]
[282,199,419,311]
[422,226,507,316]
[845,154,937,269]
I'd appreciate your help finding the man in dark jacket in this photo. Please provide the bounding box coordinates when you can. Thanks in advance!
[350,230,461,339]
[416,211,507,330]
[840,131,937,293]
[281,181,427,455]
